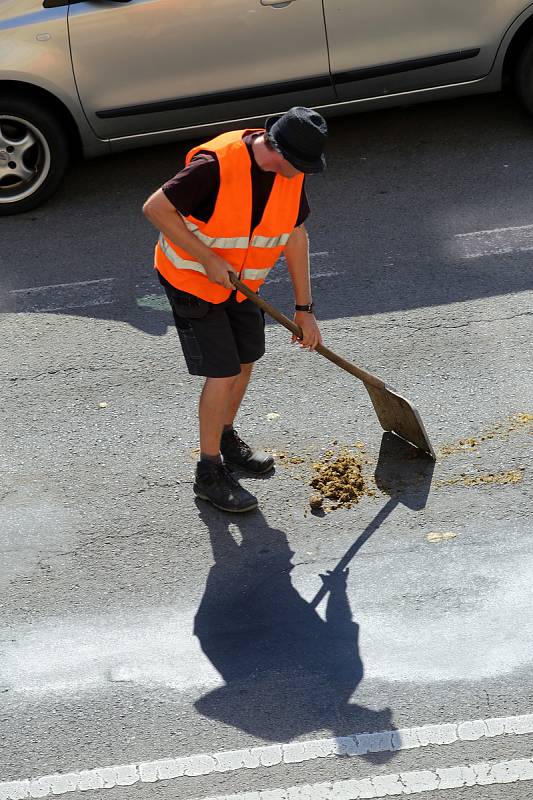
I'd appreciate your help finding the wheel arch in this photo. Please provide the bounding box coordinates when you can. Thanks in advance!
[502,9,533,85]
[0,80,83,160]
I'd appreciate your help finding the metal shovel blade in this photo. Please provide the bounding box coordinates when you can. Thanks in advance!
[364,383,436,459]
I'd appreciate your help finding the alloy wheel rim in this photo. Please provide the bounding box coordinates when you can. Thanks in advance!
[0,115,51,204]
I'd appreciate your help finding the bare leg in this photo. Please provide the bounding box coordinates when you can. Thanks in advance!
[199,375,239,456]
[218,362,273,474]
[225,362,254,427]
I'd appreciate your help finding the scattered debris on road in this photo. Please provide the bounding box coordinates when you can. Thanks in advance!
[427,531,458,543]
[437,468,525,488]
[309,493,324,510]
[438,412,533,457]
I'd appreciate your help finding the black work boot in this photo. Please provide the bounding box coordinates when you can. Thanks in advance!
[220,428,275,474]
[193,460,258,513]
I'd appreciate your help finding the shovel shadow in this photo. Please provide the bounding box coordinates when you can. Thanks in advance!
[311,431,435,611]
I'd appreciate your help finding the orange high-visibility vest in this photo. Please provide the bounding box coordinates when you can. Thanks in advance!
[154,130,304,303]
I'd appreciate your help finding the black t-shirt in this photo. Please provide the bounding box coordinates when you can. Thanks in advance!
[162,132,309,234]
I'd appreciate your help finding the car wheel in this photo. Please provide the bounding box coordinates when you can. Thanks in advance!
[0,95,70,216]
[514,36,533,115]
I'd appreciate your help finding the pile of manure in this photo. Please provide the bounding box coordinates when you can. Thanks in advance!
[309,449,373,511]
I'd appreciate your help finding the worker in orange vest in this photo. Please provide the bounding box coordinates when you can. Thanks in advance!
[143,107,327,513]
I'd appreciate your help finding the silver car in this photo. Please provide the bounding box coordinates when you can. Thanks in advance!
[3,0,533,215]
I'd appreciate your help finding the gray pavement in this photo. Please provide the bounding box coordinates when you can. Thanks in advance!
[1,92,532,799]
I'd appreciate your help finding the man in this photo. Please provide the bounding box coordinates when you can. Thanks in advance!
[143,106,327,513]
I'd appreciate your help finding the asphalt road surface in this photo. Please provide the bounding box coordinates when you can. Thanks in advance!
[1,92,532,800]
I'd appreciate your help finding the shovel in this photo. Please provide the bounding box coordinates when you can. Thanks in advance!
[230,274,435,459]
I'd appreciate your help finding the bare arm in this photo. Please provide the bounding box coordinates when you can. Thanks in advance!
[284,224,322,350]
[143,188,236,289]
[284,223,312,305]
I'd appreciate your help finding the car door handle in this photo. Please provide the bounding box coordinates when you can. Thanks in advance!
[260,0,295,7]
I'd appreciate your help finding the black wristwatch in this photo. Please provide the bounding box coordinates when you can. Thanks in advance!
[294,302,314,313]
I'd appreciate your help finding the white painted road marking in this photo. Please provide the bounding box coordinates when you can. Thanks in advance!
[266,269,339,285]
[8,220,533,314]
[6,254,332,313]
[455,222,533,259]
[4,545,533,693]
[9,279,115,312]
[199,757,533,799]
[137,266,340,310]
[1,714,532,799]
[6,220,533,313]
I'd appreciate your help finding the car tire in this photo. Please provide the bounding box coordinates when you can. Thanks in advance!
[514,36,533,115]
[0,94,70,216]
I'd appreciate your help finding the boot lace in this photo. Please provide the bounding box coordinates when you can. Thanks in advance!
[217,461,241,488]
[226,429,251,458]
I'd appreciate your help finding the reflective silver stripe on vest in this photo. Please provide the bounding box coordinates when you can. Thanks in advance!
[160,234,271,283]
[250,233,291,248]
[158,234,207,275]
[184,219,249,250]
[241,267,271,281]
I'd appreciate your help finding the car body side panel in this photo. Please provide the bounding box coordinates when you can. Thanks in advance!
[324,0,533,100]
[68,0,335,141]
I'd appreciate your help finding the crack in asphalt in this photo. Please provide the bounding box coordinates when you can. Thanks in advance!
[334,309,533,333]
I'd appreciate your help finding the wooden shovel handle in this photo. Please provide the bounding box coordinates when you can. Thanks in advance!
[230,275,385,390]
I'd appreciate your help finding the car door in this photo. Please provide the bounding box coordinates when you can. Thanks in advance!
[323,0,507,102]
[67,0,334,141]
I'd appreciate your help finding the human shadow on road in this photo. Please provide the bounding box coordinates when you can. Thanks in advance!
[194,506,394,759]
[193,470,409,777]
[193,433,434,757]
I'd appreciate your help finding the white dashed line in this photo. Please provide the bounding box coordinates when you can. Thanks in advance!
[8,254,333,313]
[266,269,339,285]
[200,757,533,799]
[135,266,339,310]
[1,714,532,799]
[455,222,533,259]
[6,221,533,315]
[9,278,116,312]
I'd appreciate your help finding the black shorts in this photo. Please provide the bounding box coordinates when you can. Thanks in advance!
[159,273,265,378]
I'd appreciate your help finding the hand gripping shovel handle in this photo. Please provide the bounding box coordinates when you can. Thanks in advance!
[229,275,385,390]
